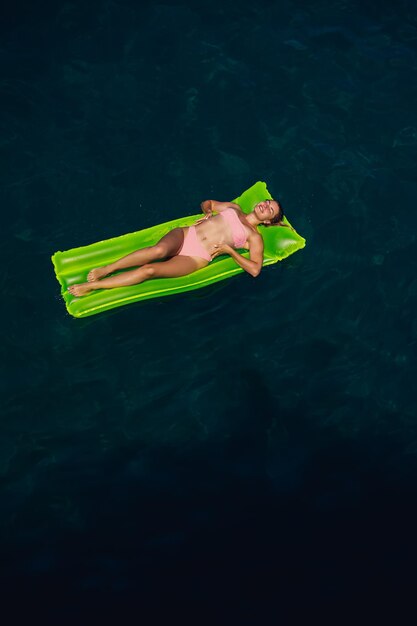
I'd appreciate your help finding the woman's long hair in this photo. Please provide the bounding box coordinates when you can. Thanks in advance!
[263,199,294,230]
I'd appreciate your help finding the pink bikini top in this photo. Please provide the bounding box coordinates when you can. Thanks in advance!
[220,208,247,248]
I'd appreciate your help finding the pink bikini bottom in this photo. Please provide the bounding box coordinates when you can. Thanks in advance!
[177,226,211,262]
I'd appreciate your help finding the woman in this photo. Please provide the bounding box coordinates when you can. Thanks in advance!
[68,198,286,296]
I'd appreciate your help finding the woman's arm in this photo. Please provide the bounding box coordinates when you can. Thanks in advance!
[211,233,264,277]
[201,200,242,215]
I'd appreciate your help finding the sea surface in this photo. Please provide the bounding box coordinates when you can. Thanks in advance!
[1,0,417,621]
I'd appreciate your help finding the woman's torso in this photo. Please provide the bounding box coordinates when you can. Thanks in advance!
[194,209,253,255]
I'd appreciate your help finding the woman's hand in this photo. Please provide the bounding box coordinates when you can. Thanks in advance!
[211,243,232,258]
[200,200,213,216]
[195,200,214,225]
[195,215,211,225]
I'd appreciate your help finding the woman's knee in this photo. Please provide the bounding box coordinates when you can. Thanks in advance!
[142,264,156,277]
[152,244,167,259]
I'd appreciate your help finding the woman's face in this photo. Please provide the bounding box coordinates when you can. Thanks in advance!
[255,199,279,222]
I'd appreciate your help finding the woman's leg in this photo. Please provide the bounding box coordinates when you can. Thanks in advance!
[68,255,207,297]
[87,228,185,281]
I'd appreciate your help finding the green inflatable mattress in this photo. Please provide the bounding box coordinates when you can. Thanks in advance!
[52,181,306,318]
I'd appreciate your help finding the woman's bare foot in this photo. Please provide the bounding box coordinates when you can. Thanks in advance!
[87,266,110,282]
[68,282,96,297]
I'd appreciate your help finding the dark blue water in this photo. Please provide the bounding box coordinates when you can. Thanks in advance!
[1,0,417,620]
